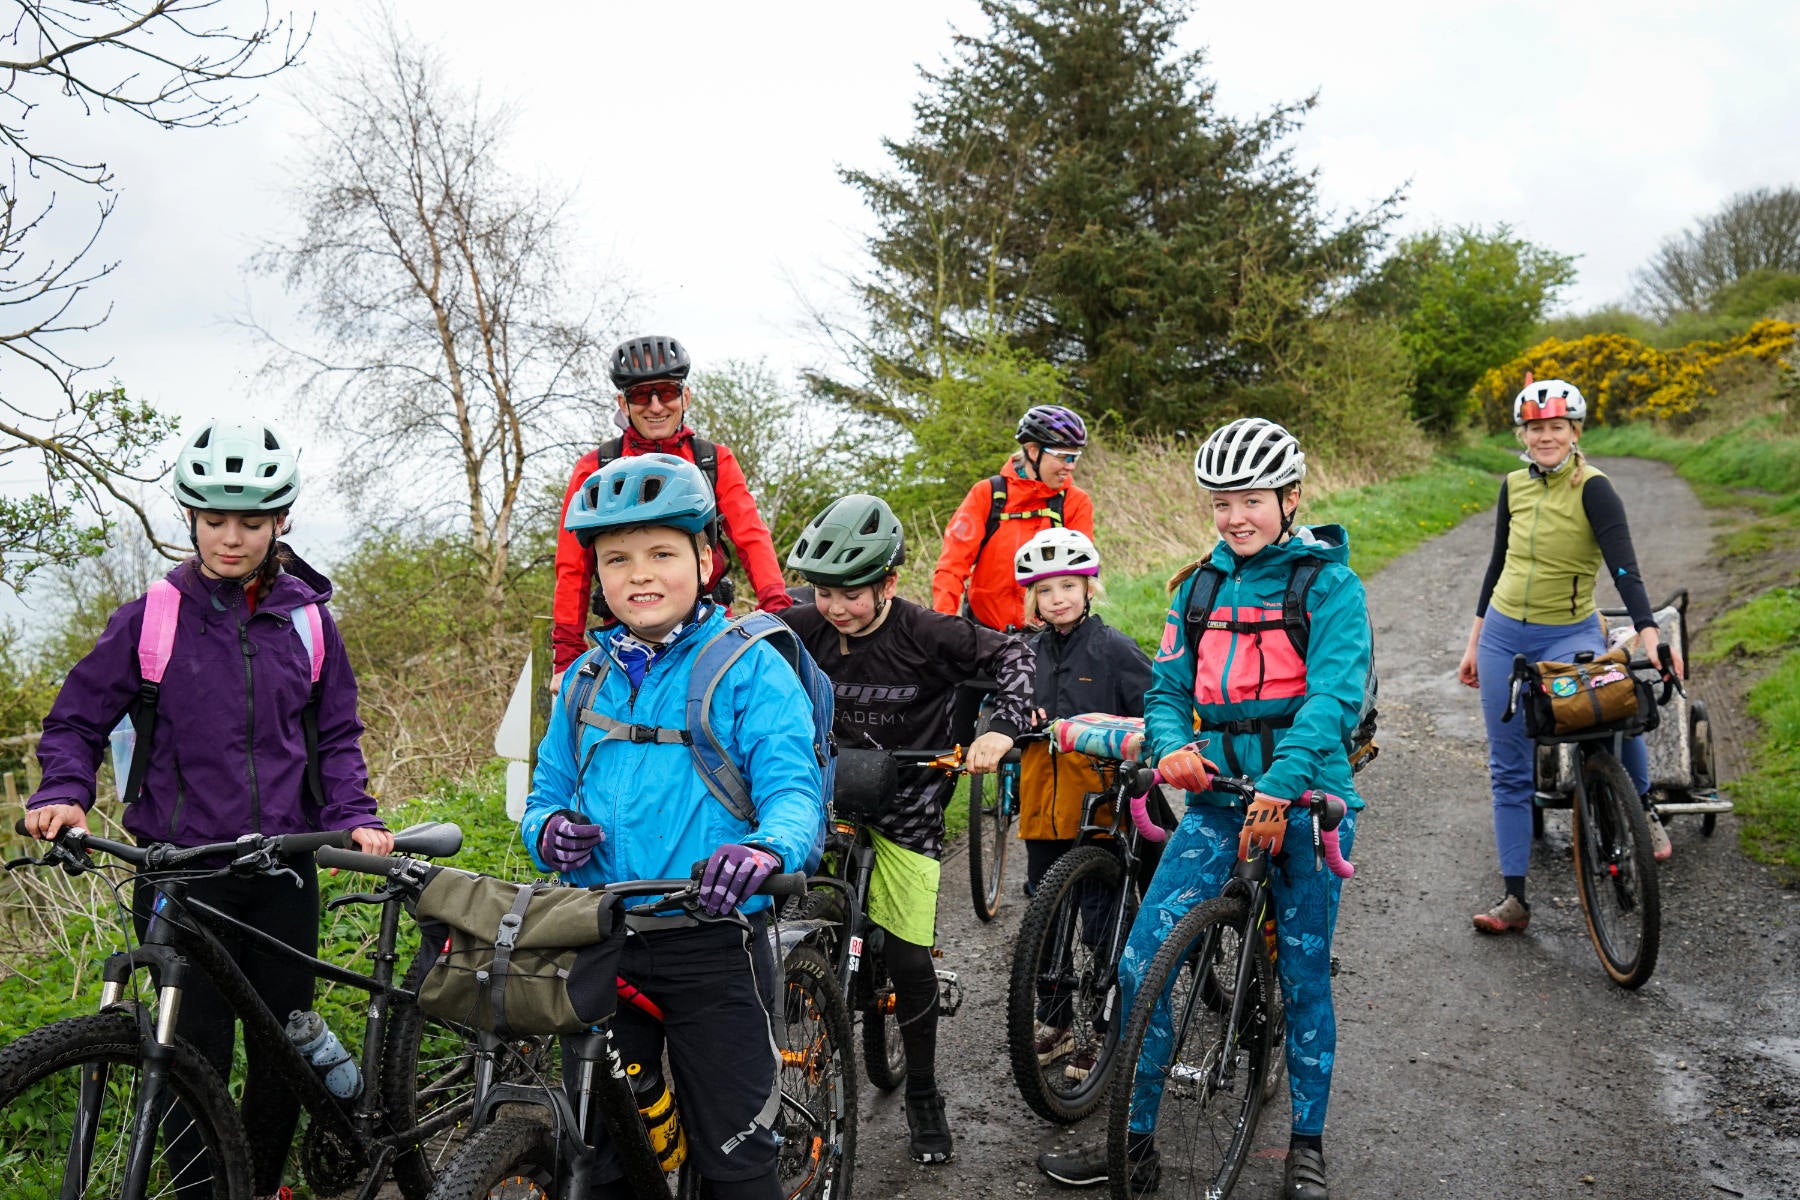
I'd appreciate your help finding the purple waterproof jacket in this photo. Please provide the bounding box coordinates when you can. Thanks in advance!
[28,550,382,846]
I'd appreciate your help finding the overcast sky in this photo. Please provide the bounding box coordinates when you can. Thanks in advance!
[6,0,1799,610]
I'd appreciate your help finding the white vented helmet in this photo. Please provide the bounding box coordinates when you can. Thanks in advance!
[174,420,302,512]
[1193,418,1306,491]
[1513,379,1588,425]
[1014,527,1101,585]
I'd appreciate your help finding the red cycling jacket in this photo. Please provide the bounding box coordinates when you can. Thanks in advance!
[552,426,791,671]
[931,458,1094,631]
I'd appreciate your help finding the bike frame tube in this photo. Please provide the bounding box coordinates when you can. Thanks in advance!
[117,874,423,1180]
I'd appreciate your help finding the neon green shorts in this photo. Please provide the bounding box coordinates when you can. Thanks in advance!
[864,831,941,947]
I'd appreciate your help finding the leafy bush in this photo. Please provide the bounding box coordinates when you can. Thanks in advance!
[1470,320,1798,430]
[1357,225,1576,434]
[327,529,553,800]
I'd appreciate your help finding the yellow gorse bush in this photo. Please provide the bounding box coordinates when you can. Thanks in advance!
[1470,319,1799,430]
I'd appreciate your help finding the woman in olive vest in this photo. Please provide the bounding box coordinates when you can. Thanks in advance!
[1455,380,1683,935]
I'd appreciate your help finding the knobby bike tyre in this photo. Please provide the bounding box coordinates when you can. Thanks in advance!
[1006,845,1132,1123]
[420,1114,557,1200]
[780,944,857,1200]
[1572,750,1661,988]
[967,771,1009,923]
[859,943,907,1091]
[0,1010,253,1200]
[386,948,553,1200]
[1105,896,1273,1200]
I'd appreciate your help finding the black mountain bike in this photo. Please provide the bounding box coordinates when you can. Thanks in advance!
[1105,778,1354,1200]
[0,820,507,1200]
[792,747,968,1093]
[1510,646,1681,988]
[1005,754,1168,1123]
[317,854,843,1200]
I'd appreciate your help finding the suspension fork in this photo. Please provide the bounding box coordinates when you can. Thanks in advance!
[89,945,190,1200]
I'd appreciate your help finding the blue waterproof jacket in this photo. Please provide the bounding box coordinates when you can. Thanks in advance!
[29,552,381,845]
[1145,525,1369,810]
[521,605,825,914]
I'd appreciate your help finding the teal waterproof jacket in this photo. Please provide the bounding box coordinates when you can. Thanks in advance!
[521,605,825,913]
[1145,525,1369,809]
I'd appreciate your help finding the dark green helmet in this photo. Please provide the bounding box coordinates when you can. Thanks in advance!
[788,494,906,586]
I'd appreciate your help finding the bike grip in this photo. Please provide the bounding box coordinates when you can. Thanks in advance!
[1128,791,1169,844]
[316,846,405,877]
[1319,828,1355,880]
[279,829,354,856]
[12,818,25,837]
[759,872,808,898]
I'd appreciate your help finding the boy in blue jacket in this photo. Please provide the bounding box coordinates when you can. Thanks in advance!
[1039,419,1369,1200]
[522,453,825,1200]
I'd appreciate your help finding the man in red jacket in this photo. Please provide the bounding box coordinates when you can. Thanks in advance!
[551,335,791,674]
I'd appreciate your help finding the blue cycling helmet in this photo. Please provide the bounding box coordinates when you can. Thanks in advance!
[564,453,716,546]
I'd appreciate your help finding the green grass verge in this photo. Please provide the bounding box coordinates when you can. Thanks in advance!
[1734,651,1800,884]
[1582,415,1800,881]
[1095,447,1515,655]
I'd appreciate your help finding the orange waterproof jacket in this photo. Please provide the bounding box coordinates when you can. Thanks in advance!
[930,459,1094,631]
[552,426,791,671]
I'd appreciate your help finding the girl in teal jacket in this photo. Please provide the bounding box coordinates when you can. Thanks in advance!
[1038,418,1369,1200]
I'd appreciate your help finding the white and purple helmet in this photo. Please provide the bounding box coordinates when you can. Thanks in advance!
[1015,528,1101,585]
[1017,404,1088,448]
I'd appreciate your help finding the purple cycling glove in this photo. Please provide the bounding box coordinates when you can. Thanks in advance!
[539,810,605,872]
[698,843,781,916]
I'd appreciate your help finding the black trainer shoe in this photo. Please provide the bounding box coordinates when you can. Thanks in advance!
[905,1091,954,1164]
[1284,1146,1329,1200]
[1037,1143,1160,1191]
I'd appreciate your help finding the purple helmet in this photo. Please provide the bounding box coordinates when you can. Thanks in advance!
[1017,404,1088,449]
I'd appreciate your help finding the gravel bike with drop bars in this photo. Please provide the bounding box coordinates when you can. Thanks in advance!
[1104,777,1354,1200]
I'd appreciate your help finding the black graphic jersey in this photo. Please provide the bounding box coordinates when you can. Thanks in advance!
[783,596,1033,857]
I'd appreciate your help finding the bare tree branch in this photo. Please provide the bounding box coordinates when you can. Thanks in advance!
[0,1,307,589]
[249,17,630,608]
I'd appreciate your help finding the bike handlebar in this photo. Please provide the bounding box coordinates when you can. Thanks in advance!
[1122,770,1354,879]
[11,820,351,875]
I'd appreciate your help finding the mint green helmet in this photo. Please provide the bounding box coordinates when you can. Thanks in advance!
[174,420,301,512]
[788,494,905,587]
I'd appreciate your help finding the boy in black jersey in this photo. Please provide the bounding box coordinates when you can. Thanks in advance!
[782,493,1034,1164]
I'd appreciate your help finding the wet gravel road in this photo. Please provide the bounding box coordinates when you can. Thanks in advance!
[845,456,1800,1200]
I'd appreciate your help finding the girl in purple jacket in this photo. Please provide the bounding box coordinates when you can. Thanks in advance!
[25,419,391,1200]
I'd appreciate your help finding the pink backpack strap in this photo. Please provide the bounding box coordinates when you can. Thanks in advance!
[138,580,181,684]
[293,603,326,684]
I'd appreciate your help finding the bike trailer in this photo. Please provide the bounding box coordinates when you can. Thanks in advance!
[1598,589,1730,831]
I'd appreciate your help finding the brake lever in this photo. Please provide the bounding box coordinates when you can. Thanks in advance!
[325,890,390,911]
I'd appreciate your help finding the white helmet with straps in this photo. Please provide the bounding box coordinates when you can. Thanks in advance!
[1513,379,1588,424]
[1014,527,1100,584]
[1193,418,1305,491]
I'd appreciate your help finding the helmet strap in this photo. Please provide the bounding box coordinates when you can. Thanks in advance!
[1021,445,1044,481]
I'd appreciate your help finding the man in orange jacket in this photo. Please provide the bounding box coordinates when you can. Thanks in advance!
[551,335,791,674]
[932,404,1095,632]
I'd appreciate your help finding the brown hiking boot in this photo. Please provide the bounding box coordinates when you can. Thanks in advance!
[1472,895,1530,934]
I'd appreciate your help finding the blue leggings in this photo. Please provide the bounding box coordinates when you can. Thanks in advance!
[1119,803,1357,1138]
[1477,610,1649,878]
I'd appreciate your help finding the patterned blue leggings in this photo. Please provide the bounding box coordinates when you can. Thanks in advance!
[1120,803,1357,1138]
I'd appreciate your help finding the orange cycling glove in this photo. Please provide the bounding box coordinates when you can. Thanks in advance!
[1237,794,1292,860]
[1156,746,1219,794]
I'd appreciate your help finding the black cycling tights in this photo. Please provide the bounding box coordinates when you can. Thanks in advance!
[885,932,941,1098]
